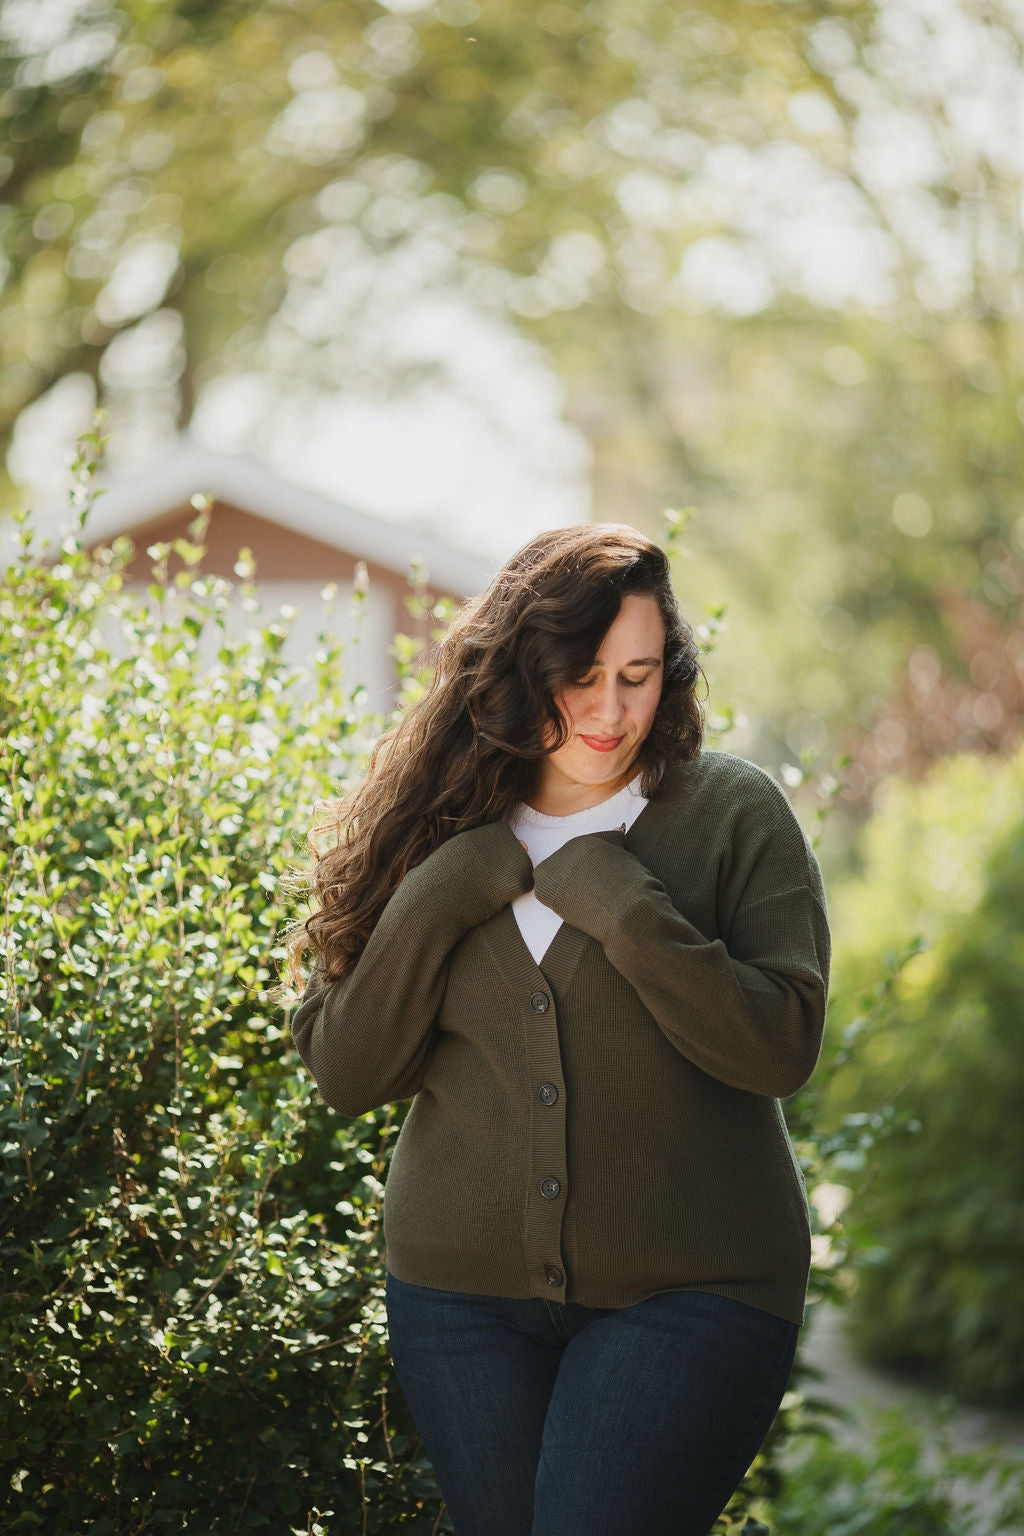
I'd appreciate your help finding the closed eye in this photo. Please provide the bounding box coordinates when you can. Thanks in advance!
[571,675,650,689]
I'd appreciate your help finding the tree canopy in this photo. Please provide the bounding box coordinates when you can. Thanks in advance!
[3,0,1023,775]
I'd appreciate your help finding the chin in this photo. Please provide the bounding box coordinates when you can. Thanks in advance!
[575,751,628,773]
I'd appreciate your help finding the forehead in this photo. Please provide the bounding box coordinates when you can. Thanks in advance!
[595,594,666,658]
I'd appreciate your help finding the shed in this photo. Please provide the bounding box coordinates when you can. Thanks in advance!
[8,437,496,712]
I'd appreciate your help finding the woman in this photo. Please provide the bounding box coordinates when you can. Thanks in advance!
[288,523,831,1536]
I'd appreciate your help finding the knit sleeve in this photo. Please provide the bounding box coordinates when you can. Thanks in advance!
[290,821,534,1116]
[531,780,831,1099]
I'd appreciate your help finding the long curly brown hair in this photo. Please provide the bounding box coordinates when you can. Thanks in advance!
[278,522,708,997]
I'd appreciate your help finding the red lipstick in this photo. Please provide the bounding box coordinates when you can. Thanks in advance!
[580,734,624,752]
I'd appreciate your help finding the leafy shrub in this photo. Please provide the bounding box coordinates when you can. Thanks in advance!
[1,433,455,1531]
[773,1401,1024,1535]
[822,744,1024,1405]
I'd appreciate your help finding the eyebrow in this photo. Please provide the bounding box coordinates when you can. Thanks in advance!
[590,656,664,668]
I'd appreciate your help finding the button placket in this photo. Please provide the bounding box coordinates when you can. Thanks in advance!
[478,909,590,1305]
[522,984,569,1302]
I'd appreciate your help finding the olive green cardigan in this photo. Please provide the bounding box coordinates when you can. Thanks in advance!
[290,748,831,1327]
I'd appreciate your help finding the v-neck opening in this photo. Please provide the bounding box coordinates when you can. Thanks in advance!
[480,902,590,1007]
[483,759,694,1001]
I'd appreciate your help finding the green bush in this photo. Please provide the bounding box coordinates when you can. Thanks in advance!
[825,745,1024,1405]
[773,1401,1024,1535]
[0,433,454,1531]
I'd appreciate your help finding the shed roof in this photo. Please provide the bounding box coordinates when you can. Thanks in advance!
[4,436,496,597]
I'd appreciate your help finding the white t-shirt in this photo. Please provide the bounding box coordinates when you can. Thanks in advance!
[506,770,648,965]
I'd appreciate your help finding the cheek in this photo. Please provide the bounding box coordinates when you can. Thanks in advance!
[556,693,579,731]
[637,692,661,733]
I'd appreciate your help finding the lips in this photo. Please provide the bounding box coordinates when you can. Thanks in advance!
[580,734,624,752]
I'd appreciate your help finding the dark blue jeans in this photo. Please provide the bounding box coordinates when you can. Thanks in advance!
[384,1271,799,1536]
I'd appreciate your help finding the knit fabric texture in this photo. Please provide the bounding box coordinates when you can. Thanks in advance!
[290,748,831,1327]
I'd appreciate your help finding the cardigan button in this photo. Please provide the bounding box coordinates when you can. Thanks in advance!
[538,1083,558,1104]
[545,1265,563,1287]
[530,991,550,1013]
[540,1176,561,1199]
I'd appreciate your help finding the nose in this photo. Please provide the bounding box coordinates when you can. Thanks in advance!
[586,677,628,730]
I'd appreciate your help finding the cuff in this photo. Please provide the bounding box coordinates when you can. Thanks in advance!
[531,827,640,941]
[413,818,536,925]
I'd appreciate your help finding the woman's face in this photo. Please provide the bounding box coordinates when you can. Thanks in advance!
[536,591,666,810]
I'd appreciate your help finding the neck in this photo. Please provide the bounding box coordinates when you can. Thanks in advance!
[526,767,637,818]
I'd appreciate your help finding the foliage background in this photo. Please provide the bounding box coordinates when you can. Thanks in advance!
[824,744,1024,1408]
